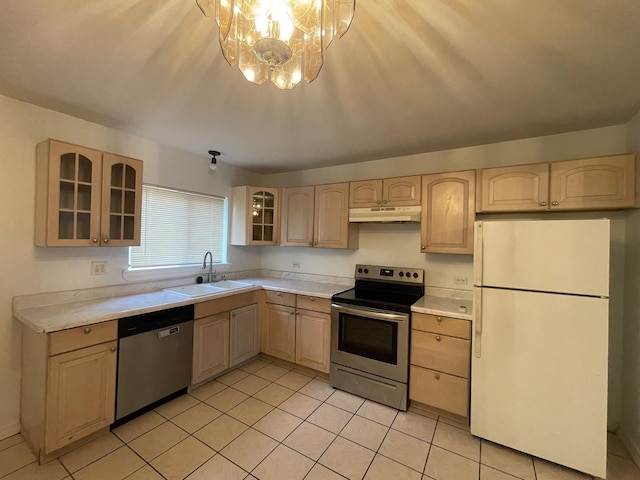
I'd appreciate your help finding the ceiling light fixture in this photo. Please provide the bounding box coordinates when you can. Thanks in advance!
[209,150,220,171]
[196,0,355,89]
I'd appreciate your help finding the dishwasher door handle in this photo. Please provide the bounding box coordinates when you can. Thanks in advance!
[157,325,181,339]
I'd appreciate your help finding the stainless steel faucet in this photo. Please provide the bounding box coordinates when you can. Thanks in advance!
[202,251,215,283]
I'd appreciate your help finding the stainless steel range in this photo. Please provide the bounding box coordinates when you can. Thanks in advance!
[330,264,424,410]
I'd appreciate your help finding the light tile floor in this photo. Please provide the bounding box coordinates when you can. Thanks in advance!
[2,356,639,480]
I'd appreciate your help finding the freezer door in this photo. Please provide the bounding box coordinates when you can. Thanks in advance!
[475,219,609,296]
[470,288,608,477]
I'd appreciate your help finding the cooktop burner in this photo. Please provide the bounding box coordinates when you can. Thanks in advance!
[332,264,425,313]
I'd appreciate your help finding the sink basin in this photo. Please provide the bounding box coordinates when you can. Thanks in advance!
[211,280,253,289]
[164,284,227,297]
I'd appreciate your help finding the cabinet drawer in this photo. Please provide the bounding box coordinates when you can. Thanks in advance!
[412,313,471,339]
[409,365,469,417]
[411,331,470,378]
[49,320,117,356]
[194,291,260,318]
[296,295,331,314]
[264,290,296,307]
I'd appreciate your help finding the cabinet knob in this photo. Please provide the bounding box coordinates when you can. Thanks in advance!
[539,201,547,206]
[376,200,382,205]
[382,199,388,205]
[421,245,426,250]
[434,373,440,380]
[84,327,92,334]
[110,346,117,353]
[435,336,441,342]
[551,201,559,206]
[103,237,109,243]
[436,317,442,323]
[309,297,315,302]
[276,292,281,296]
[92,238,99,244]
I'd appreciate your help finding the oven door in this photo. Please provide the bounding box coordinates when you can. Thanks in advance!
[331,302,409,383]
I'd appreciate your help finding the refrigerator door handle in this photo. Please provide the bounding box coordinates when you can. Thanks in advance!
[474,221,483,287]
[474,287,482,358]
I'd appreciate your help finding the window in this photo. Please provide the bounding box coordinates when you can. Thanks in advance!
[129,185,226,269]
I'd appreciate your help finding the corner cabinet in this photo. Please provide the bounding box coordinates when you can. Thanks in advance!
[280,183,358,249]
[35,139,143,247]
[231,186,279,246]
[421,170,475,254]
[261,291,331,373]
[262,291,297,361]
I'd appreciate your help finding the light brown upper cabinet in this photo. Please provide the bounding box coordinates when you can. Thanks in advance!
[349,175,421,208]
[281,182,358,249]
[421,170,475,254]
[477,154,637,212]
[35,139,143,247]
[231,186,279,246]
[549,154,636,210]
[476,163,550,212]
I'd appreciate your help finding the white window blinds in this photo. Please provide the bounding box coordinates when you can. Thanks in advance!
[129,185,226,268]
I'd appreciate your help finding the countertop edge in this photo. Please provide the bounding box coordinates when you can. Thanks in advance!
[14,279,350,334]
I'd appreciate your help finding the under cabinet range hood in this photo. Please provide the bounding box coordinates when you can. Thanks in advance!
[349,206,422,223]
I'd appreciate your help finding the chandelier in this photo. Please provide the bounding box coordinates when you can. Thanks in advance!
[196,0,355,89]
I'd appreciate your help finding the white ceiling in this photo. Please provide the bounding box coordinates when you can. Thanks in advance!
[1,1,640,174]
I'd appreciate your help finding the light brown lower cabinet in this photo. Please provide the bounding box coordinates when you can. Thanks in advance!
[262,291,331,373]
[192,292,261,385]
[409,313,471,418]
[295,295,331,373]
[21,321,118,460]
[230,304,260,367]
[192,312,230,384]
[263,302,296,362]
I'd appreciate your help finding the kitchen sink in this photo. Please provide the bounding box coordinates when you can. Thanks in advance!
[210,280,253,289]
[163,280,253,297]
[163,284,227,297]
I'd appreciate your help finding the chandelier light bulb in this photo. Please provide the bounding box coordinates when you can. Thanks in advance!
[196,0,355,89]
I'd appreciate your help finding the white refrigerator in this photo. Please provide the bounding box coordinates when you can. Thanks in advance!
[471,219,609,478]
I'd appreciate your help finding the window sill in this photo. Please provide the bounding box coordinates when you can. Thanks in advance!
[123,263,231,283]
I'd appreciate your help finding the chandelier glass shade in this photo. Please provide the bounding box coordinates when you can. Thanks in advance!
[196,0,355,89]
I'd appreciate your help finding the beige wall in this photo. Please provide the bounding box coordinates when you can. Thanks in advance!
[0,95,260,438]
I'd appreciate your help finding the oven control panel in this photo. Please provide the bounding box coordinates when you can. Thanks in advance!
[355,264,424,284]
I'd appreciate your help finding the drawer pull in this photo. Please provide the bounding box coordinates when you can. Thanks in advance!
[276,292,281,296]
[436,317,442,323]
[110,346,117,353]
[84,327,92,334]
[435,373,440,380]
[435,336,441,342]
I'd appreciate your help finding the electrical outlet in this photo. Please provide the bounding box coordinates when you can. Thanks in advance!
[292,261,301,268]
[91,261,107,275]
[454,275,468,285]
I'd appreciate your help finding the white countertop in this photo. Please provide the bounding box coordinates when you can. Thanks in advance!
[411,287,473,320]
[14,277,352,334]
[14,277,473,333]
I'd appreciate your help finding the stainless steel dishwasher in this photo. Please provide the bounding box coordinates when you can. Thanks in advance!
[115,305,194,425]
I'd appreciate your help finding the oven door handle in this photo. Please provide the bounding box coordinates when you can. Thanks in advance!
[331,303,408,323]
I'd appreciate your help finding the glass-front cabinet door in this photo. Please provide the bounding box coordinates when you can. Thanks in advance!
[251,189,277,243]
[35,139,143,247]
[36,141,103,246]
[101,153,143,246]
